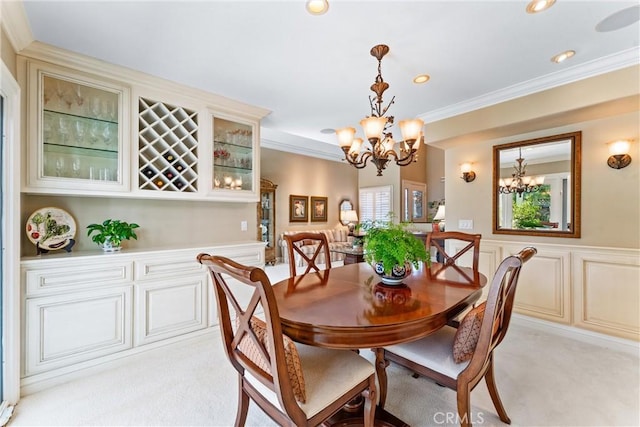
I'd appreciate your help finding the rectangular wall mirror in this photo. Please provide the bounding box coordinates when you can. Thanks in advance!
[493,131,581,238]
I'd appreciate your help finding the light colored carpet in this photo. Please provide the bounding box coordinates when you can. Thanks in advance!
[8,263,640,427]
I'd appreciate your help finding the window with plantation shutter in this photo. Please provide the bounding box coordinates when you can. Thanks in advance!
[359,185,393,222]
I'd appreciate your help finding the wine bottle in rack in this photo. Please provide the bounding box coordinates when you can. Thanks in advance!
[142,166,157,179]
[163,152,177,163]
[175,179,185,190]
[155,178,166,188]
[174,162,185,172]
[163,169,176,181]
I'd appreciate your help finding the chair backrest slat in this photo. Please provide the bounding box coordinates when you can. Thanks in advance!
[427,231,482,284]
[284,232,332,277]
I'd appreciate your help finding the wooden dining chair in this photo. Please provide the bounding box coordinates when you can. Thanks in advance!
[382,247,537,427]
[284,232,332,277]
[427,231,482,285]
[197,254,376,427]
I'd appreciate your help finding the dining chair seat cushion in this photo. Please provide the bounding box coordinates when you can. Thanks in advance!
[385,326,470,379]
[245,343,375,418]
[238,317,306,402]
[452,302,486,363]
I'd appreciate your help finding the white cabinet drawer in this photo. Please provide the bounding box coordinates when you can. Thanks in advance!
[134,256,203,280]
[23,285,133,376]
[134,274,208,346]
[24,261,133,296]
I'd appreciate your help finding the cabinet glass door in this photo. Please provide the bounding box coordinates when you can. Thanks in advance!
[26,62,128,193]
[212,117,254,193]
[42,75,120,182]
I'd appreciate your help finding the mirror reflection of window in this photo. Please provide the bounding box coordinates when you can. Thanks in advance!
[493,131,581,238]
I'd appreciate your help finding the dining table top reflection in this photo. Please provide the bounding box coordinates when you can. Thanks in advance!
[271,262,487,349]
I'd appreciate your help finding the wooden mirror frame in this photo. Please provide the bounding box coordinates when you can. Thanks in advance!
[339,199,353,225]
[492,131,581,238]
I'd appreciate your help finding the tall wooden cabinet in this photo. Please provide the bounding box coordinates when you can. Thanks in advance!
[258,179,277,265]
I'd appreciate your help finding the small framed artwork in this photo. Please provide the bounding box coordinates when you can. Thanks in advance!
[289,195,309,222]
[311,196,328,222]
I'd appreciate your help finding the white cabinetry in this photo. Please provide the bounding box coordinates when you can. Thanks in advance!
[22,59,130,194]
[20,242,265,392]
[18,45,268,202]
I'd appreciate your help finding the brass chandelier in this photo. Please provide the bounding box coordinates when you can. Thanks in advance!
[336,44,424,176]
[498,147,545,195]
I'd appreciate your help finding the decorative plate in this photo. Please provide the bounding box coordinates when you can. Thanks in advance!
[26,207,77,251]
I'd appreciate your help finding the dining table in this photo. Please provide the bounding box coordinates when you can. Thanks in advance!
[271,261,487,426]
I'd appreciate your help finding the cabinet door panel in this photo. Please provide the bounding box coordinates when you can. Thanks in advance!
[24,286,132,376]
[134,275,207,346]
[24,60,130,193]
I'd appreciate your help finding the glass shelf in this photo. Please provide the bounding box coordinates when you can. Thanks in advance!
[37,73,122,183]
[212,116,254,193]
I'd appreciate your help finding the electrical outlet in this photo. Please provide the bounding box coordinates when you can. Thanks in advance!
[459,219,473,230]
[240,221,248,231]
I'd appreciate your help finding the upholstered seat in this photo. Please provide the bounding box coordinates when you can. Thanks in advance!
[197,254,377,427]
[383,247,537,427]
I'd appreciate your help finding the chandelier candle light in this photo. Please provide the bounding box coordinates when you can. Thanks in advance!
[499,147,545,195]
[336,44,424,176]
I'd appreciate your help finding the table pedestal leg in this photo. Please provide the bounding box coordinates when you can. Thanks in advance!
[373,348,389,409]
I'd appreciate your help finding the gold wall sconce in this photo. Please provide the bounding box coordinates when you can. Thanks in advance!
[607,140,632,169]
[460,163,476,182]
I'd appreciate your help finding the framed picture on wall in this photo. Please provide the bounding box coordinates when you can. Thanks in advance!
[310,196,328,222]
[289,195,308,222]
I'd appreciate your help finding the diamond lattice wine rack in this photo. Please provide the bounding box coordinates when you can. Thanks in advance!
[138,98,198,192]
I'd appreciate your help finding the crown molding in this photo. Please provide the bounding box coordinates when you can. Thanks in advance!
[1,0,34,52]
[19,41,271,120]
[421,48,640,124]
[261,127,343,162]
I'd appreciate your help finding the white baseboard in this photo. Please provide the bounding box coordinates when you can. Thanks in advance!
[512,313,640,356]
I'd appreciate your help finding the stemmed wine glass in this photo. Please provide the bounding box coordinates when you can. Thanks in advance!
[55,157,65,177]
[73,120,87,146]
[71,157,81,178]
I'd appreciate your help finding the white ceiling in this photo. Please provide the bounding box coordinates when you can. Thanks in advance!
[19,0,640,158]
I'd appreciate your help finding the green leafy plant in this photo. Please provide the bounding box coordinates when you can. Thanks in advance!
[86,219,140,248]
[360,217,429,275]
[512,199,542,229]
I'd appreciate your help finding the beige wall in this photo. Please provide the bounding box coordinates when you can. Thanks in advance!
[443,110,639,249]
[260,147,358,256]
[20,194,259,256]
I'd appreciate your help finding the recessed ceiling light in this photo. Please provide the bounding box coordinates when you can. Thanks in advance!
[306,0,329,16]
[320,128,335,134]
[551,50,575,63]
[596,5,640,32]
[413,74,430,84]
[526,0,556,14]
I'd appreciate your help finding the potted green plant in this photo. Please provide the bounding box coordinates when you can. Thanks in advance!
[360,217,429,285]
[87,219,140,252]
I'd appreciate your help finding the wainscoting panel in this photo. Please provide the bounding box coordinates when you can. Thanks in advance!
[484,240,639,341]
[509,245,571,324]
[573,251,640,341]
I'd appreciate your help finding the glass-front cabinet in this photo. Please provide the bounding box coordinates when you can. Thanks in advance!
[25,61,129,193]
[211,115,257,198]
[258,179,277,265]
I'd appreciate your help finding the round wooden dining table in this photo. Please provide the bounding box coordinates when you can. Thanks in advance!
[271,261,487,423]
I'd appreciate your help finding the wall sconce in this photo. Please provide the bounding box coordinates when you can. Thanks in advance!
[460,163,476,182]
[607,140,632,169]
